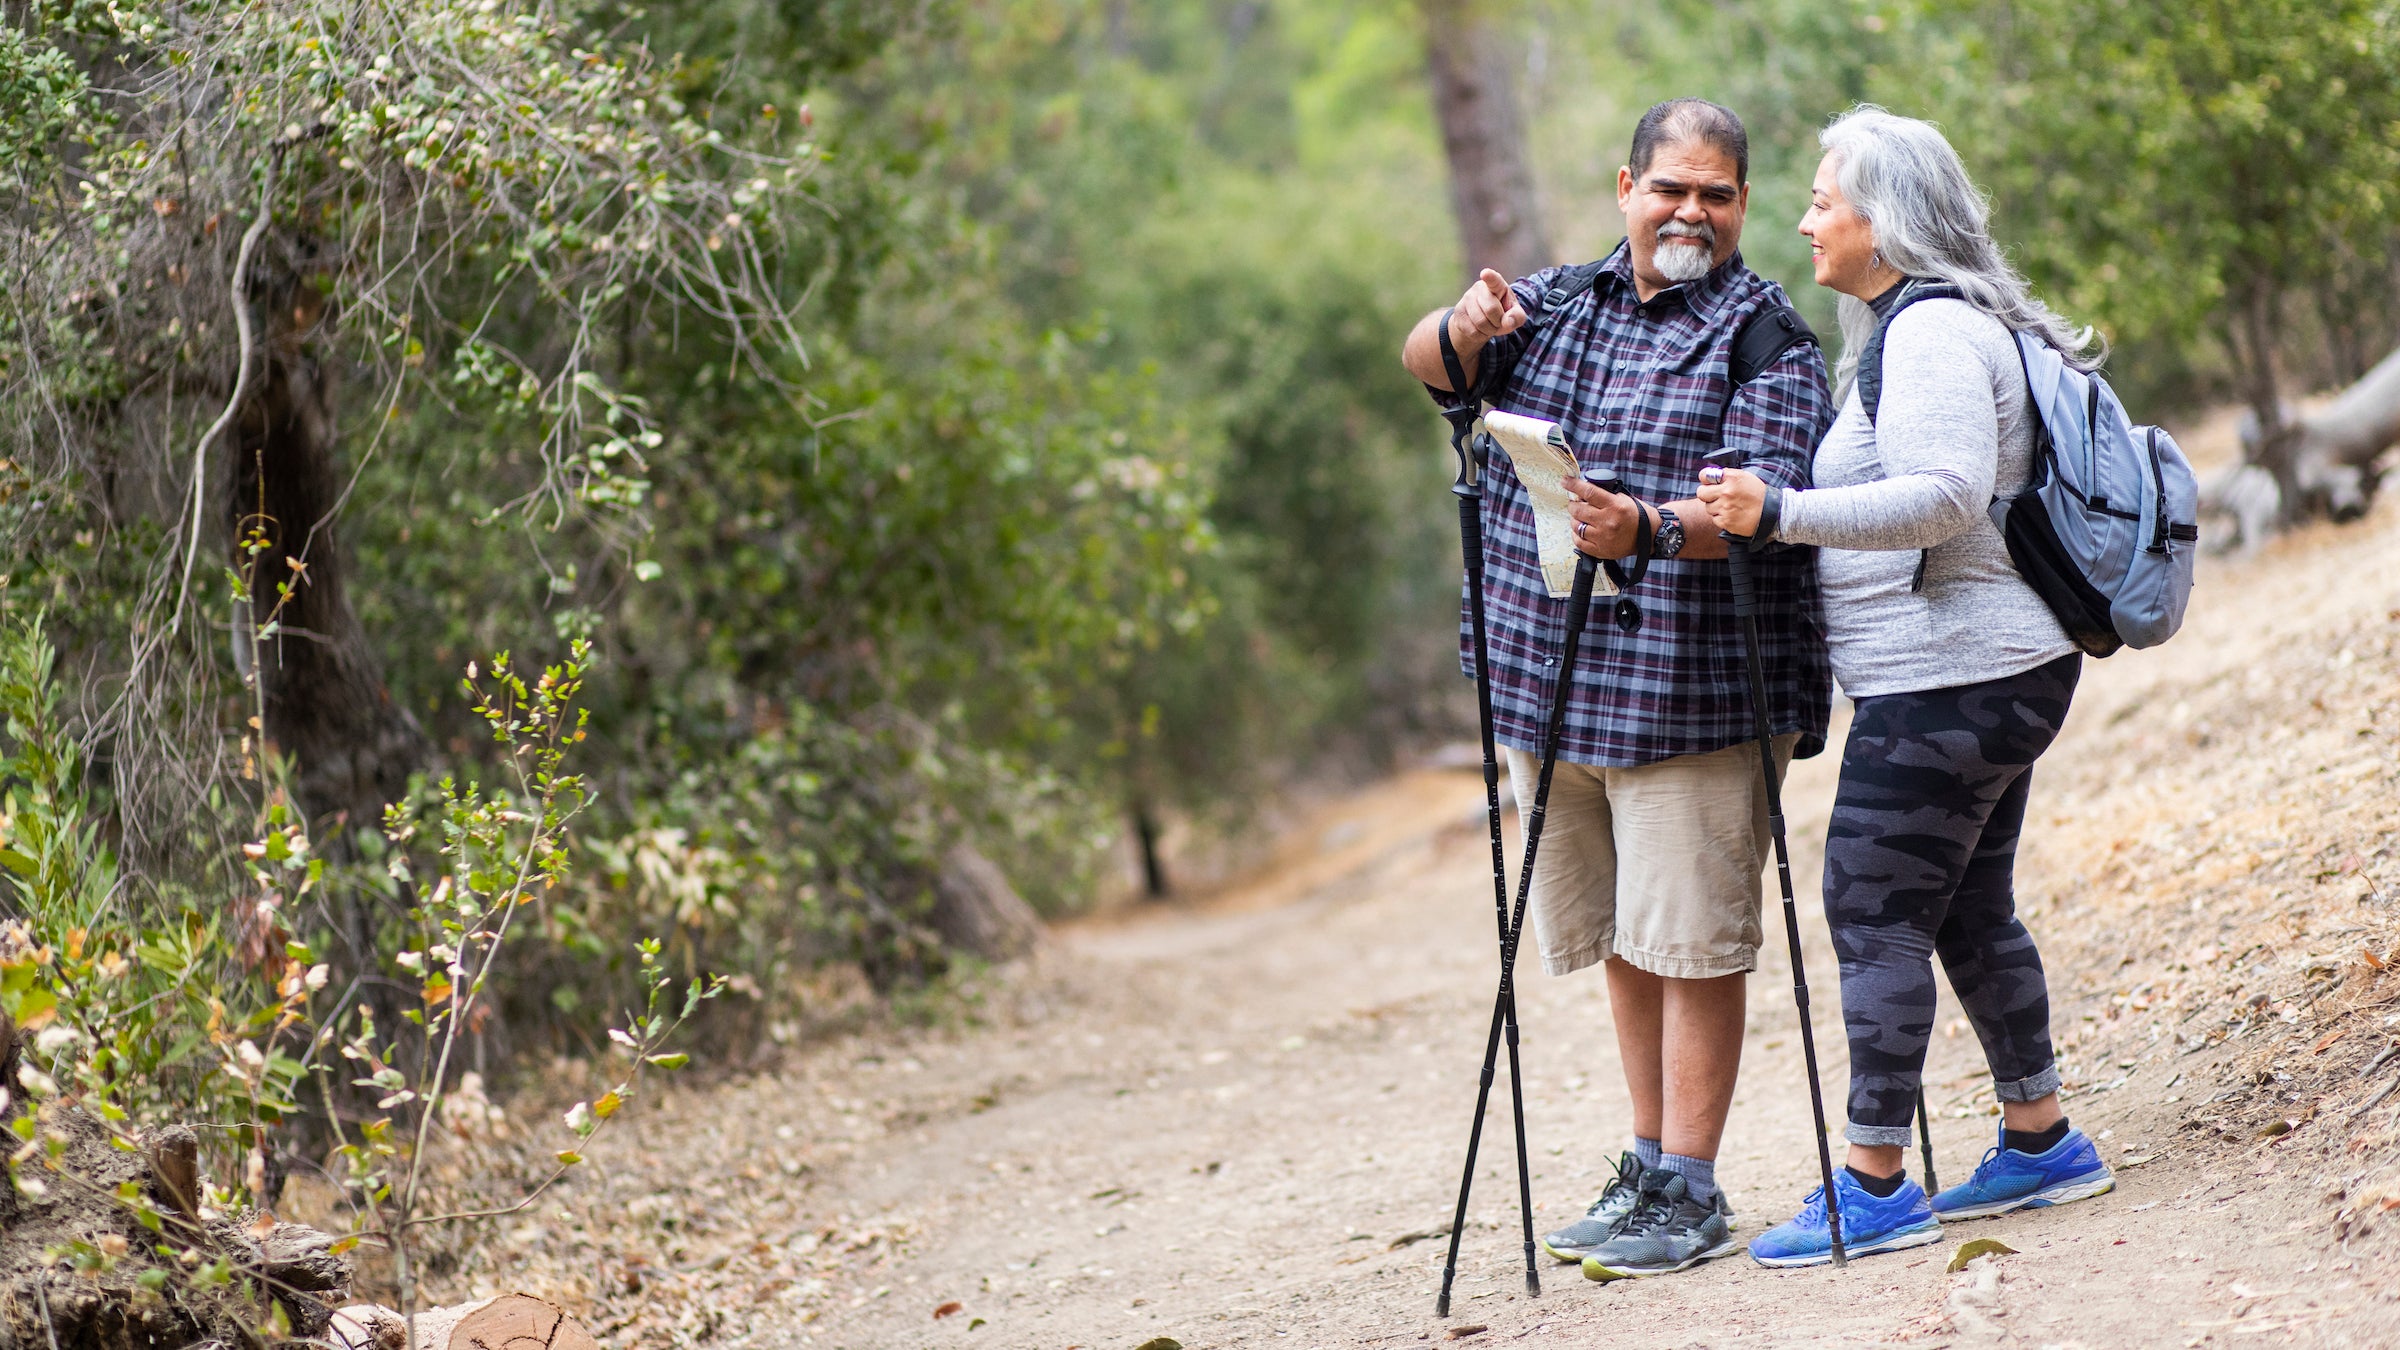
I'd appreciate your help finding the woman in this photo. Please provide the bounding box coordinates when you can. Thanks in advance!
[1697,106,2114,1267]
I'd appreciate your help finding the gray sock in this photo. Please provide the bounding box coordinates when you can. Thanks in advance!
[1660,1152,1718,1204]
[1634,1136,1663,1170]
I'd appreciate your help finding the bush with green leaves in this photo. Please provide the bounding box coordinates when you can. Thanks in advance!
[0,616,308,1149]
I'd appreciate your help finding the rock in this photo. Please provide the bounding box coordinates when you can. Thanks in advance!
[930,842,1045,961]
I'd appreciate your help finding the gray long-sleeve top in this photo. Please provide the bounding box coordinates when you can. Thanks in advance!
[1775,297,2074,697]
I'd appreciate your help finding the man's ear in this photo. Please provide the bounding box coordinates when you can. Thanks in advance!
[1615,165,1635,212]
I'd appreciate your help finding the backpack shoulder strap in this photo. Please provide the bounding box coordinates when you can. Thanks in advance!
[1729,301,1817,387]
[1859,279,1965,425]
[1522,259,1612,329]
[1717,299,1819,435]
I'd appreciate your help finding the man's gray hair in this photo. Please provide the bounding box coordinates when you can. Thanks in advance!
[1819,105,2101,394]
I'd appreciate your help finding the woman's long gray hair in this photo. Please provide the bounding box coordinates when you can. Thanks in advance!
[1819,106,2101,394]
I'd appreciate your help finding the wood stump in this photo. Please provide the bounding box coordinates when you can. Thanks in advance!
[330,1296,598,1350]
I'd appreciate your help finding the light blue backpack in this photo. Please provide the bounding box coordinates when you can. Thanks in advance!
[1862,281,2199,656]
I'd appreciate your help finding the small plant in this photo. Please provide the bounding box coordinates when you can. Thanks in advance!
[322,641,723,1322]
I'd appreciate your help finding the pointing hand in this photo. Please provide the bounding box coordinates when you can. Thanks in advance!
[1450,268,1527,345]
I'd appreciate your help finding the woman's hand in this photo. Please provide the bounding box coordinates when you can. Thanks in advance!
[1697,465,1767,538]
[1563,475,1644,557]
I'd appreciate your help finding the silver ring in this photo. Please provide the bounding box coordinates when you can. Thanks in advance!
[1575,522,1587,540]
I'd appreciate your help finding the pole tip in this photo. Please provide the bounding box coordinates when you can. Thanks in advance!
[1435,1293,1452,1317]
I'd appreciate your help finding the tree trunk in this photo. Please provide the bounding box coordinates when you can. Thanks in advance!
[1133,796,1170,899]
[1418,0,1553,283]
[228,267,430,1108]
[2228,275,2299,509]
[229,276,428,852]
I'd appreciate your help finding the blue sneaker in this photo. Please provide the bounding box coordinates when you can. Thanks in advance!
[1748,1169,1942,1268]
[1930,1127,2115,1221]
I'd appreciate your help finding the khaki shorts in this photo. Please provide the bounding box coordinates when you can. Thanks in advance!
[1504,735,1797,981]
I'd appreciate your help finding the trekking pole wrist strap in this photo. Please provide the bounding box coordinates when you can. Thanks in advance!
[1437,306,1475,405]
[1750,484,1784,551]
[1601,500,1657,591]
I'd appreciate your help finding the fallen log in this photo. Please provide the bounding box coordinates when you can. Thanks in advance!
[2215,340,2400,545]
[329,1295,599,1350]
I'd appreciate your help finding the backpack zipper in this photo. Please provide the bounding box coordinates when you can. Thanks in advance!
[2084,377,2101,489]
[2144,428,2170,553]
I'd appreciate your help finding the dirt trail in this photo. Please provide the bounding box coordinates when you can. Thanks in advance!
[456,493,2400,1349]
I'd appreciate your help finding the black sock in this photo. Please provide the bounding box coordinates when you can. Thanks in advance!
[2003,1117,2071,1156]
[1844,1164,1905,1197]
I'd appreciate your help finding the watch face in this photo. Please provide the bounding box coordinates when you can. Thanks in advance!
[1657,519,1684,557]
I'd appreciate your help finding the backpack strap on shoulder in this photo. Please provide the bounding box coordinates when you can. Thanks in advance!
[1859,279,1964,425]
[1522,259,1612,331]
[1730,301,1817,388]
[1718,300,1819,430]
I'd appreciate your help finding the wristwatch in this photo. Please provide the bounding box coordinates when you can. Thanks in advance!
[1651,506,1685,560]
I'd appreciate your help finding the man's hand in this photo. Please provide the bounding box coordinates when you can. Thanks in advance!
[1564,474,1646,557]
[1402,269,1529,392]
[1451,268,1527,346]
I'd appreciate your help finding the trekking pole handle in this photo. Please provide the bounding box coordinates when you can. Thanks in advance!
[1702,450,1759,618]
[1582,462,1624,494]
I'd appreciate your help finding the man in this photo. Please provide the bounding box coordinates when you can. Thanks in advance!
[1399,98,1833,1281]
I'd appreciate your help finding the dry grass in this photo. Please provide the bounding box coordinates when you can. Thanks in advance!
[2006,487,2400,1246]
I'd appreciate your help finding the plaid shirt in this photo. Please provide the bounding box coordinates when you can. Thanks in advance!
[1435,243,1835,767]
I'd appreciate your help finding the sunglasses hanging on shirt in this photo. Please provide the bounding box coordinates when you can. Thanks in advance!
[1599,506,1657,633]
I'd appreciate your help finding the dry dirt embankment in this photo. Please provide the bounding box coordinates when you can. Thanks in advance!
[401,492,2400,1348]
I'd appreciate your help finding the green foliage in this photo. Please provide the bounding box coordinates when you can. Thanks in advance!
[26,0,814,516]
[1930,0,2400,412]
[0,23,87,184]
[835,0,1464,834]
[0,617,310,1140]
[1613,0,2400,413]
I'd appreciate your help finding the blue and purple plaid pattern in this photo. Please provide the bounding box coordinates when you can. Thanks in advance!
[1438,244,1835,766]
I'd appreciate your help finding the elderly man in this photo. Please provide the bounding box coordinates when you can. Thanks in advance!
[1400,98,1834,1281]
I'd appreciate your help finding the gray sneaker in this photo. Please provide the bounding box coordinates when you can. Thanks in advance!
[1579,1169,1737,1281]
[1538,1151,1643,1262]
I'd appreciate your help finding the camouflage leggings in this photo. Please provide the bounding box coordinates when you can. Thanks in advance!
[1824,652,2081,1147]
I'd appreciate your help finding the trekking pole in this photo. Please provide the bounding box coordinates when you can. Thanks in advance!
[1916,1087,1940,1195]
[1703,449,1845,1268]
[1427,404,1541,1308]
[1432,407,1539,1306]
[1434,458,1618,1316]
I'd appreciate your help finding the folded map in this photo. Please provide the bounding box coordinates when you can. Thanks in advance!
[1481,410,1616,600]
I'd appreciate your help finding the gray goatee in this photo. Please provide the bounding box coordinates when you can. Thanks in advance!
[1653,222,1716,283]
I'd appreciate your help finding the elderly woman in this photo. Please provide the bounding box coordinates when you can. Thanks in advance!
[1698,106,2114,1267]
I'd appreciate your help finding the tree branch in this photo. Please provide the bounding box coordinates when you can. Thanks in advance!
[171,160,277,635]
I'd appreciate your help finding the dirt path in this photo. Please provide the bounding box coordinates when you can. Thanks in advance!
[454,493,2400,1349]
